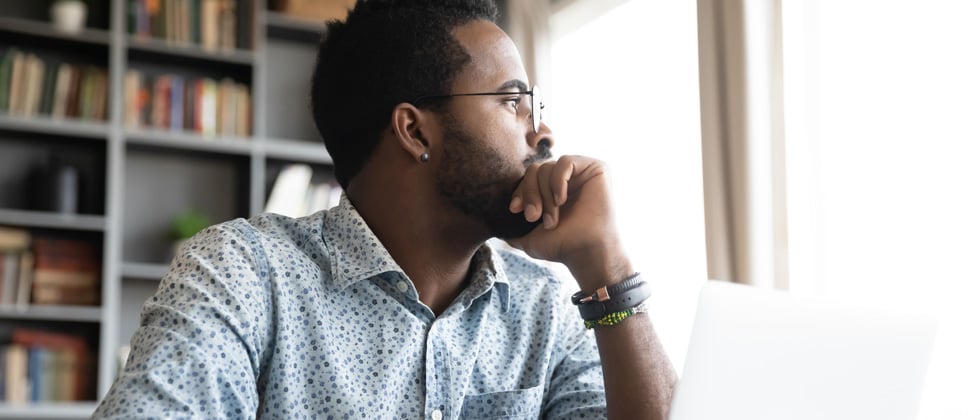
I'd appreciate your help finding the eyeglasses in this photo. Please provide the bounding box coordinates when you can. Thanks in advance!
[412,85,544,133]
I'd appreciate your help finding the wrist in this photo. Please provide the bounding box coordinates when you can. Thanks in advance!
[565,245,634,292]
[572,273,651,322]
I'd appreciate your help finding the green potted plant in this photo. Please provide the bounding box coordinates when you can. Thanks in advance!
[169,209,210,258]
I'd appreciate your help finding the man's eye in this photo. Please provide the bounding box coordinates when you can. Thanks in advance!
[505,97,522,110]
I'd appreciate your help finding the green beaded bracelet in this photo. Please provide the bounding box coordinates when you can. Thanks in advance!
[584,303,648,329]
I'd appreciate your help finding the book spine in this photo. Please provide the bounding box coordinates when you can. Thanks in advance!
[170,76,184,131]
[5,345,28,403]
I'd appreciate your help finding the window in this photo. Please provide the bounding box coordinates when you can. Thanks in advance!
[783,1,980,418]
[549,0,706,369]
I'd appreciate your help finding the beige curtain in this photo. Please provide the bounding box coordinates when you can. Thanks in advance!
[697,0,788,288]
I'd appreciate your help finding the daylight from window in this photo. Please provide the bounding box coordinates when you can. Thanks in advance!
[550,0,706,370]
[783,1,980,418]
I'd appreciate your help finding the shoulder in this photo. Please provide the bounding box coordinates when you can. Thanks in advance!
[185,212,328,258]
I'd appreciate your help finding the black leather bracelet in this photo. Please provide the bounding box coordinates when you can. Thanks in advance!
[571,273,651,321]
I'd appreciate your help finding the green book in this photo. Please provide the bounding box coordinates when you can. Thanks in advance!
[0,48,17,113]
[191,0,201,44]
[39,61,60,116]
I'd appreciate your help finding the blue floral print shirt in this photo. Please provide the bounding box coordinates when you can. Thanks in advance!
[93,196,606,419]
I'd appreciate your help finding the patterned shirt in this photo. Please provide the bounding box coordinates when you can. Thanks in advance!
[94,196,606,419]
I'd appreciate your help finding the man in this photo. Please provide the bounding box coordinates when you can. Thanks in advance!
[94,0,676,418]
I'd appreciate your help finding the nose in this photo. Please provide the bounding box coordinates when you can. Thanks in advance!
[527,120,555,151]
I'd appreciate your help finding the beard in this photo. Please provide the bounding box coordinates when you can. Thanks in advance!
[436,119,552,239]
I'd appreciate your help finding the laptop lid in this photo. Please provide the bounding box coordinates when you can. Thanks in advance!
[669,281,937,420]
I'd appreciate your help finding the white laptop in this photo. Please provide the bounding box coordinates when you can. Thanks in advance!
[669,281,937,420]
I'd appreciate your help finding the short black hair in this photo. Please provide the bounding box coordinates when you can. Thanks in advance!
[310,0,499,189]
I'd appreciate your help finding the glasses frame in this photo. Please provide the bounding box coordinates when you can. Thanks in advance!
[411,85,543,133]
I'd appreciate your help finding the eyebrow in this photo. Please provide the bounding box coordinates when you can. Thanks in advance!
[497,79,529,92]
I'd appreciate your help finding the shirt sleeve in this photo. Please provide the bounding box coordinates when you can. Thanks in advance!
[93,222,272,419]
[543,302,607,419]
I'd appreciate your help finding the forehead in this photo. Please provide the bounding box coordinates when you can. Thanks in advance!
[451,20,529,91]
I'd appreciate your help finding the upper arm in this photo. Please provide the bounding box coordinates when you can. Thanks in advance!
[93,223,271,419]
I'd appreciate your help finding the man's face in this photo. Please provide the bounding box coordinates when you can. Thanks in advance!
[434,20,552,239]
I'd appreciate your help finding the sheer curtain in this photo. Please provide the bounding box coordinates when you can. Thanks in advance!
[782,1,980,418]
[548,0,707,369]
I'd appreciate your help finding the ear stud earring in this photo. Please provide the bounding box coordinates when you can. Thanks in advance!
[420,152,430,163]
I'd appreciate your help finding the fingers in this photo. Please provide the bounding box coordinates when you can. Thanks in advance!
[519,163,543,222]
[551,156,574,207]
[536,164,558,229]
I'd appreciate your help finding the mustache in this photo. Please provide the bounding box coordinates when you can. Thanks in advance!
[523,143,553,166]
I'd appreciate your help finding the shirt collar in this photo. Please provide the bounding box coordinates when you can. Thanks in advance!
[320,195,512,311]
[320,194,404,290]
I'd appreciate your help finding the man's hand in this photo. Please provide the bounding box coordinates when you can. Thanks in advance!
[506,155,633,291]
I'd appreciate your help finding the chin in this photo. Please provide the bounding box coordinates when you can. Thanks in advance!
[486,210,542,240]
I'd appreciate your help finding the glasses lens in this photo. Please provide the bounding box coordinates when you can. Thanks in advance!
[531,85,541,133]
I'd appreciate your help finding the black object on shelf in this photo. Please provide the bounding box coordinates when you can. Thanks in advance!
[26,156,87,214]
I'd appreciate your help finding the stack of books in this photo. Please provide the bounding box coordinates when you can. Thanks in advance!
[129,0,252,51]
[124,70,251,137]
[31,237,101,306]
[0,48,109,121]
[0,228,101,308]
[0,227,33,308]
[1,329,93,403]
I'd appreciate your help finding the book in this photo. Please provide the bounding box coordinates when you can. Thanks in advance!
[0,227,30,251]
[170,75,184,130]
[12,329,91,401]
[124,70,143,127]
[0,48,17,113]
[0,252,19,305]
[92,69,109,120]
[22,55,44,117]
[14,251,34,308]
[8,50,26,115]
[265,164,313,217]
[39,60,59,116]
[31,237,100,306]
[217,78,236,135]
[152,75,172,128]
[195,77,217,136]
[4,344,28,403]
[235,83,250,136]
[201,0,219,50]
[51,63,73,119]
[65,65,82,118]
[219,0,237,51]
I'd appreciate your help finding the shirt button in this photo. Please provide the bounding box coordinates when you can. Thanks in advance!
[431,409,443,420]
[397,281,409,293]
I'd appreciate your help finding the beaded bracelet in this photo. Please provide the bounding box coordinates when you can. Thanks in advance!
[584,303,648,329]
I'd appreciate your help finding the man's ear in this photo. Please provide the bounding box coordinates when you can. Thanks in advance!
[390,103,434,163]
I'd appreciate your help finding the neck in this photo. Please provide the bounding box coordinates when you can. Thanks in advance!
[346,169,490,316]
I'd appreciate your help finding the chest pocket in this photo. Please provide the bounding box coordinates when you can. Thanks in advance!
[460,384,545,419]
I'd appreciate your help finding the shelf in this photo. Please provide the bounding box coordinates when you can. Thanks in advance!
[0,114,110,139]
[0,16,111,46]
[125,128,253,155]
[120,262,169,281]
[0,209,106,231]
[0,402,98,419]
[0,304,102,322]
[127,36,255,66]
[263,137,333,164]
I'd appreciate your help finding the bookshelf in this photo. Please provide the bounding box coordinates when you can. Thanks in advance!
[0,0,334,417]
